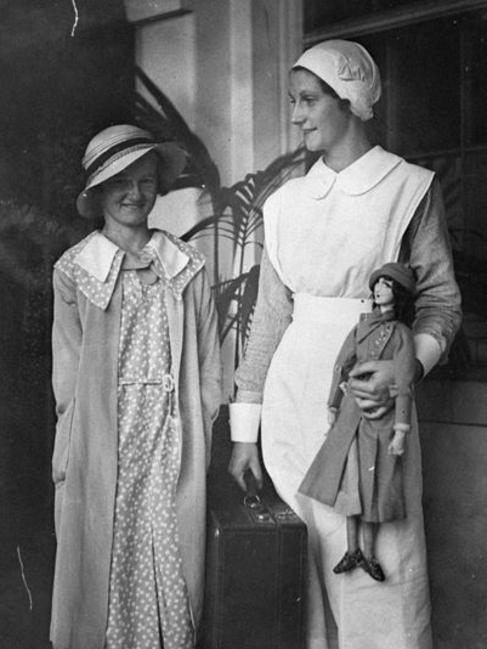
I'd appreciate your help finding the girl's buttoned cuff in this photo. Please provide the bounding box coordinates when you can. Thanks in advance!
[229,403,262,443]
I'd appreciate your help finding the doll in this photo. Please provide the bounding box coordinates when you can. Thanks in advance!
[299,262,417,582]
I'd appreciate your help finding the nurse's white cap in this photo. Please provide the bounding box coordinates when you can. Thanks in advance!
[293,39,381,121]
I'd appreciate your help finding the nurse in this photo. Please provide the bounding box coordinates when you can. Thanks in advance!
[229,40,461,649]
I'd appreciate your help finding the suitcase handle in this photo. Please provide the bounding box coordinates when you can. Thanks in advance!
[243,471,274,522]
[243,470,262,509]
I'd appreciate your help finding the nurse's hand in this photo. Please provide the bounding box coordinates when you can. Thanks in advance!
[229,442,264,492]
[348,360,395,420]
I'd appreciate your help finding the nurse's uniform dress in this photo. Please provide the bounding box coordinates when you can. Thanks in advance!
[236,146,435,649]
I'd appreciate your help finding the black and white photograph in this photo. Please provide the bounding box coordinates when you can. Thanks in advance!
[0,1,486,648]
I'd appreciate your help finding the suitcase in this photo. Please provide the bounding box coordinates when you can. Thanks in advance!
[200,458,307,649]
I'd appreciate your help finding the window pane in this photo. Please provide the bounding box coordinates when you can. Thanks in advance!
[305,0,371,28]
[464,151,487,261]
[304,8,487,375]
[304,0,427,30]
[467,14,487,145]
[386,18,460,156]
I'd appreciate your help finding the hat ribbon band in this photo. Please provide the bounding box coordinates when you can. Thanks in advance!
[85,137,153,177]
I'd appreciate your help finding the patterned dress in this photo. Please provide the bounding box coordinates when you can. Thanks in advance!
[105,260,193,649]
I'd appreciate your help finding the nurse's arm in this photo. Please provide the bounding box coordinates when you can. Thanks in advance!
[229,247,293,490]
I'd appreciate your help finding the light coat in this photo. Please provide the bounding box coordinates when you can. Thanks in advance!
[49,230,222,649]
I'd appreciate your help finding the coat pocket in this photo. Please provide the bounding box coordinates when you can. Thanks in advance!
[52,398,76,485]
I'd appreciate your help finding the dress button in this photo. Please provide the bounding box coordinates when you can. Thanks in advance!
[162,374,175,392]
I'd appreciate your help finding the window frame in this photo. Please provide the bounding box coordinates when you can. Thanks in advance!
[304,0,487,44]
[304,0,487,378]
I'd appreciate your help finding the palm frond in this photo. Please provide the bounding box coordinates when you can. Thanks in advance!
[133,70,305,358]
[135,67,220,198]
[213,274,250,338]
[183,147,304,250]
[237,264,260,347]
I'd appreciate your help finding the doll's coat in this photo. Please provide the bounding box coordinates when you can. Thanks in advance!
[299,310,416,522]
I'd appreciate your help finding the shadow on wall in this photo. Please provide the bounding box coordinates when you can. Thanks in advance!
[0,5,134,646]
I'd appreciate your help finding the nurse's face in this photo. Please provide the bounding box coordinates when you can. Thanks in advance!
[288,68,351,153]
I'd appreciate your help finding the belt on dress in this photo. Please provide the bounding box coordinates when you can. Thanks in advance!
[118,373,175,392]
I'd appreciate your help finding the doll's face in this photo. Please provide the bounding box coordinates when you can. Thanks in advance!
[373,276,394,307]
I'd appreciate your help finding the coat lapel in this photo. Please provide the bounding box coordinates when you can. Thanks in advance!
[356,309,397,357]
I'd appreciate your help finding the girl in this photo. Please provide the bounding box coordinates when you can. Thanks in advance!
[50,124,221,649]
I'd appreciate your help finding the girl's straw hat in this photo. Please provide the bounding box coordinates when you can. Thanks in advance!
[76,124,187,218]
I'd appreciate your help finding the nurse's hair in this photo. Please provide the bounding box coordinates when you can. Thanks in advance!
[292,65,351,113]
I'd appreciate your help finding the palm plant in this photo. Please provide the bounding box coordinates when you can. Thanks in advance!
[134,67,305,363]
[182,153,305,358]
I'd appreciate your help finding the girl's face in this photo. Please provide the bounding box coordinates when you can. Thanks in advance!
[99,152,158,230]
[288,68,351,153]
[373,277,394,307]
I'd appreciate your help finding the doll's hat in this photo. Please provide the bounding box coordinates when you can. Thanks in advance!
[369,262,416,294]
[76,124,187,218]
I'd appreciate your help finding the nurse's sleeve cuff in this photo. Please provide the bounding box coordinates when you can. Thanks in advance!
[414,332,442,376]
[229,403,262,443]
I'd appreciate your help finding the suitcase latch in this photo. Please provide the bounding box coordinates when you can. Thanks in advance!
[244,493,273,523]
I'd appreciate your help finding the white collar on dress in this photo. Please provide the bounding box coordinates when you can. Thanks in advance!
[74,229,190,282]
[305,145,403,199]
[145,230,190,280]
[55,228,204,310]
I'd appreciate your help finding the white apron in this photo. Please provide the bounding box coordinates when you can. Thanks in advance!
[261,147,434,649]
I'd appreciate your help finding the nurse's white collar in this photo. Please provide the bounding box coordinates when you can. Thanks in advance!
[305,145,403,199]
[74,229,190,283]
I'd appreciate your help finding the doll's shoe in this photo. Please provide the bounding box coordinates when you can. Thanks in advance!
[333,549,364,574]
[361,556,385,582]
